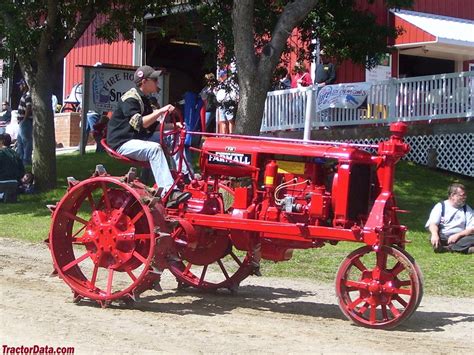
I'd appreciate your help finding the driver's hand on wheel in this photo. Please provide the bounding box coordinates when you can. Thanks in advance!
[176,122,184,129]
[163,104,175,114]
[155,104,176,123]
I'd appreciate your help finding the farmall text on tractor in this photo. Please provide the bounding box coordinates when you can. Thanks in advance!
[47,113,423,330]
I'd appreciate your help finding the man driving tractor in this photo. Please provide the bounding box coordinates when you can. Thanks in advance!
[106,65,191,208]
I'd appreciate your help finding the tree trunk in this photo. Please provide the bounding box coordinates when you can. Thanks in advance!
[235,73,271,136]
[30,62,57,191]
[232,0,319,136]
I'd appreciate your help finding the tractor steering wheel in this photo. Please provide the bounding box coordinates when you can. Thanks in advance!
[159,108,184,157]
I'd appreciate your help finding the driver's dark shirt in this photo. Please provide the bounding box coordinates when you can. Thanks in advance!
[106,88,158,150]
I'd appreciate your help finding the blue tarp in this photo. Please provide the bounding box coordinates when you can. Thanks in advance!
[183,91,203,146]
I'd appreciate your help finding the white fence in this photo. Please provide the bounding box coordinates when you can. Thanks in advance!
[262,71,474,132]
[342,132,473,177]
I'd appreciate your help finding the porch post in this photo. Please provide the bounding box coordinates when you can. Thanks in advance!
[387,78,398,121]
[303,86,317,141]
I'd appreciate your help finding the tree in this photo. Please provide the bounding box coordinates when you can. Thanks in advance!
[0,0,174,190]
[191,0,413,135]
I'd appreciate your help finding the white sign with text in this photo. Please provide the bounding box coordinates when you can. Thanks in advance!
[316,83,372,111]
[86,67,165,112]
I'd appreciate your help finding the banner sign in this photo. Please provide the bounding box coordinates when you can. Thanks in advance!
[85,66,166,113]
[316,83,371,112]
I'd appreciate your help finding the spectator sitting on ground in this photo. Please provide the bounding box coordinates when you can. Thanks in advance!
[0,133,25,184]
[19,172,35,194]
[425,183,474,254]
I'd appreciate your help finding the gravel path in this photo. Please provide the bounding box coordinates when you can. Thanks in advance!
[1,237,473,354]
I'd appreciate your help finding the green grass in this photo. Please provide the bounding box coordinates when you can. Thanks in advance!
[0,156,473,296]
[0,152,126,242]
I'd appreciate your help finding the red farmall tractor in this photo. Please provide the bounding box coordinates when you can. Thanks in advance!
[47,118,423,329]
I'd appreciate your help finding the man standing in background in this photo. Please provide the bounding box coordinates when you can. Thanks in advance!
[314,50,336,87]
[16,79,33,165]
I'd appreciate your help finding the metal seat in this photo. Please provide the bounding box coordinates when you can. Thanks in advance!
[100,138,150,168]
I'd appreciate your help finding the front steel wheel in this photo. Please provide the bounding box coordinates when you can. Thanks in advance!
[335,245,422,329]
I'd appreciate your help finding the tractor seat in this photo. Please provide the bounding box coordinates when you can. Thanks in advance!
[100,138,150,168]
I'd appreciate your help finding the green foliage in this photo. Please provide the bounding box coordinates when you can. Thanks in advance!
[0,0,175,75]
[186,0,413,72]
[301,0,403,69]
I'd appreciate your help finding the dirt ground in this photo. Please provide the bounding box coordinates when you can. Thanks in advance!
[0,237,473,355]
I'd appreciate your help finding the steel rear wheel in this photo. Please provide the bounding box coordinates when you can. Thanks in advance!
[167,184,255,291]
[49,177,160,304]
[335,245,422,329]
[167,226,255,291]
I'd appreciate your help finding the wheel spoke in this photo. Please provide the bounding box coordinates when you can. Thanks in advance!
[184,262,192,275]
[393,294,408,307]
[63,211,89,225]
[388,301,401,317]
[369,304,377,323]
[358,302,370,315]
[89,263,99,290]
[381,305,389,321]
[72,224,87,239]
[391,261,406,276]
[72,237,87,245]
[132,250,147,264]
[114,195,132,222]
[130,210,145,225]
[386,286,412,296]
[133,233,151,241]
[171,226,184,238]
[352,256,367,272]
[126,269,137,282]
[217,259,230,281]
[101,182,111,211]
[344,279,368,291]
[376,250,388,270]
[62,252,90,272]
[199,265,208,285]
[87,192,97,211]
[229,251,243,266]
[398,280,412,287]
[347,297,364,311]
[106,268,114,296]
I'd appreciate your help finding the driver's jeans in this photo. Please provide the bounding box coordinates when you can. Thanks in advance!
[162,133,191,176]
[117,132,174,194]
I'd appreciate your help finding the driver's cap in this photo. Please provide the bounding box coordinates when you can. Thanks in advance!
[134,65,162,84]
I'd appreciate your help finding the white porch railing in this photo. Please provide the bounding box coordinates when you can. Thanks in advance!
[261,71,474,132]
